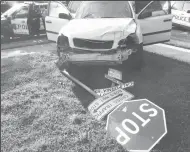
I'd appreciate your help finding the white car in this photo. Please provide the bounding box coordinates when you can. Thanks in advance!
[171,1,190,30]
[45,1,172,70]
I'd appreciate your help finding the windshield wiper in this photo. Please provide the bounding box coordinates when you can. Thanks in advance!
[83,13,95,18]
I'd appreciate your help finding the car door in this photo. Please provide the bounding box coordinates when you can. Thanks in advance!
[39,4,48,31]
[137,1,173,45]
[11,5,29,35]
[45,1,70,42]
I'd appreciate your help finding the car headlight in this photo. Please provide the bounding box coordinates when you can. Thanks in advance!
[118,33,138,48]
[57,34,70,50]
[118,21,137,47]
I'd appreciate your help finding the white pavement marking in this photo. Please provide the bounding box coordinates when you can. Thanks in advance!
[155,44,190,53]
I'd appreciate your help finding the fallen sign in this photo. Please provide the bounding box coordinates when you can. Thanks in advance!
[88,88,134,121]
[57,66,167,151]
[108,68,122,81]
[106,99,167,152]
[94,81,134,96]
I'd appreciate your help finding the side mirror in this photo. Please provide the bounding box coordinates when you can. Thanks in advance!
[138,11,152,19]
[59,13,72,20]
[187,10,190,13]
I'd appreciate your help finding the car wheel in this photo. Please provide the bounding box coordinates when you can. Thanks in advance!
[122,43,144,71]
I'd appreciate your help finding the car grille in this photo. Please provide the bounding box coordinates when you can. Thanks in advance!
[73,38,113,49]
[71,48,117,54]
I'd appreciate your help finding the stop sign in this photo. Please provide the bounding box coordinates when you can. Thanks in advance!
[106,99,167,152]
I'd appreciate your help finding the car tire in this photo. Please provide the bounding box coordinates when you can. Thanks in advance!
[122,43,144,71]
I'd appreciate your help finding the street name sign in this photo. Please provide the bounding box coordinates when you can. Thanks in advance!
[108,68,122,80]
[106,99,167,152]
[94,81,134,96]
[88,88,134,121]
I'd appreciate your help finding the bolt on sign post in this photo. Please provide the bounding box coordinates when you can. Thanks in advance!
[106,99,167,152]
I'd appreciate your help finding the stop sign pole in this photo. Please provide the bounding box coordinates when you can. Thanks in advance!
[106,99,167,152]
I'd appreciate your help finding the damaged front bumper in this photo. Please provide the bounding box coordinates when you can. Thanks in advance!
[57,47,136,69]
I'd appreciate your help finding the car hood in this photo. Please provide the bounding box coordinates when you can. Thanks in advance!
[59,18,136,40]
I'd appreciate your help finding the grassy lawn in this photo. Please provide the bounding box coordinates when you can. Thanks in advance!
[1,50,190,152]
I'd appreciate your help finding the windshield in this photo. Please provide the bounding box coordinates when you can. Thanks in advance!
[68,1,82,13]
[1,4,23,18]
[75,1,133,19]
[183,2,190,12]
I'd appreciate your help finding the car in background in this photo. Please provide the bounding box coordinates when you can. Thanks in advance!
[1,2,48,41]
[171,1,190,30]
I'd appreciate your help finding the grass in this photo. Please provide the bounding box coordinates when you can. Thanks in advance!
[1,50,190,152]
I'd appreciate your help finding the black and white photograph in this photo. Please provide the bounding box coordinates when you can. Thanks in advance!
[1,1,190,152]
